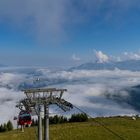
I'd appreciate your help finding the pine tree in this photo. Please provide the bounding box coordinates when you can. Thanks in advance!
[3,123,8,132]
[7,120,13,131]
[0,124,3,132]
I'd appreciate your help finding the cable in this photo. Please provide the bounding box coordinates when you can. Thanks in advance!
[73,105,126,140]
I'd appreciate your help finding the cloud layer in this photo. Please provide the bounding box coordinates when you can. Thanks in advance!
[93,50,140,63]
[0,67,140,124]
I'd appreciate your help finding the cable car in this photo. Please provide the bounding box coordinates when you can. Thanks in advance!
[18,110,32,127]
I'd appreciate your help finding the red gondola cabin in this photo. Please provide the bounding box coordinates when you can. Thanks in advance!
[18,110,32,127]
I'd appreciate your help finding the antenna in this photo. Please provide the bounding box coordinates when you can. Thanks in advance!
[16,88,73,140]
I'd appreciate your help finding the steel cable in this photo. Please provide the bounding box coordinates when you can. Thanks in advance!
[73,105,126,140]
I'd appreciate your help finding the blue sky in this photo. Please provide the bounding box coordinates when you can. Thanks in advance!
[0,0,140,67]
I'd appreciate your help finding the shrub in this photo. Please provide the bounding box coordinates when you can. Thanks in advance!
[69,113,88,123]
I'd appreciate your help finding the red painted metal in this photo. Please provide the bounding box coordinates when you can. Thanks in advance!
[18,110,32,126]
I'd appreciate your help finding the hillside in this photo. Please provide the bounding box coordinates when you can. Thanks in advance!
[0,117,140,140]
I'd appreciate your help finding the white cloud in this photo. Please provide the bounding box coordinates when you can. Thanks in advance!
[36,68,140,113]
[38,68,140,115]
[99,50,140,62]
[1,67,140,124]
[37,68,140,86]
[94,50,109,63]
[0,88,24,124]
[123,52,140,60]
[0,72,27,89]
[0,71,27,124]
[63,84,137,117]
[72,54,81,61]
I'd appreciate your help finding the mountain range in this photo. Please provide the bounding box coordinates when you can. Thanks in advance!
[0,64,7,67]
[70,60,140,71]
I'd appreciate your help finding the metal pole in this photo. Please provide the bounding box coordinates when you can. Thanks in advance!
[44,104,49,140]
[38,105,42,140]
[21,125,24,132]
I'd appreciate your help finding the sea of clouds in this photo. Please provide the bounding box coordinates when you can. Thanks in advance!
[0,67,140,124]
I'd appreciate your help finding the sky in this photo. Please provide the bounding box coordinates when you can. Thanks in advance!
[0,0,140,67]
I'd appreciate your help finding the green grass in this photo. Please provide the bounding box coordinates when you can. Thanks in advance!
[0,117,140,140]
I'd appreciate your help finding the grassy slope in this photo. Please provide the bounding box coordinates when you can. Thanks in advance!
[0,117,140,140]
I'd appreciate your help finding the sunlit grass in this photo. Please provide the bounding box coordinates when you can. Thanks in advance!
[0,117,140,140]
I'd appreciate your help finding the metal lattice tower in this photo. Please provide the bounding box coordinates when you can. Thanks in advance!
[16,88,73,140]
